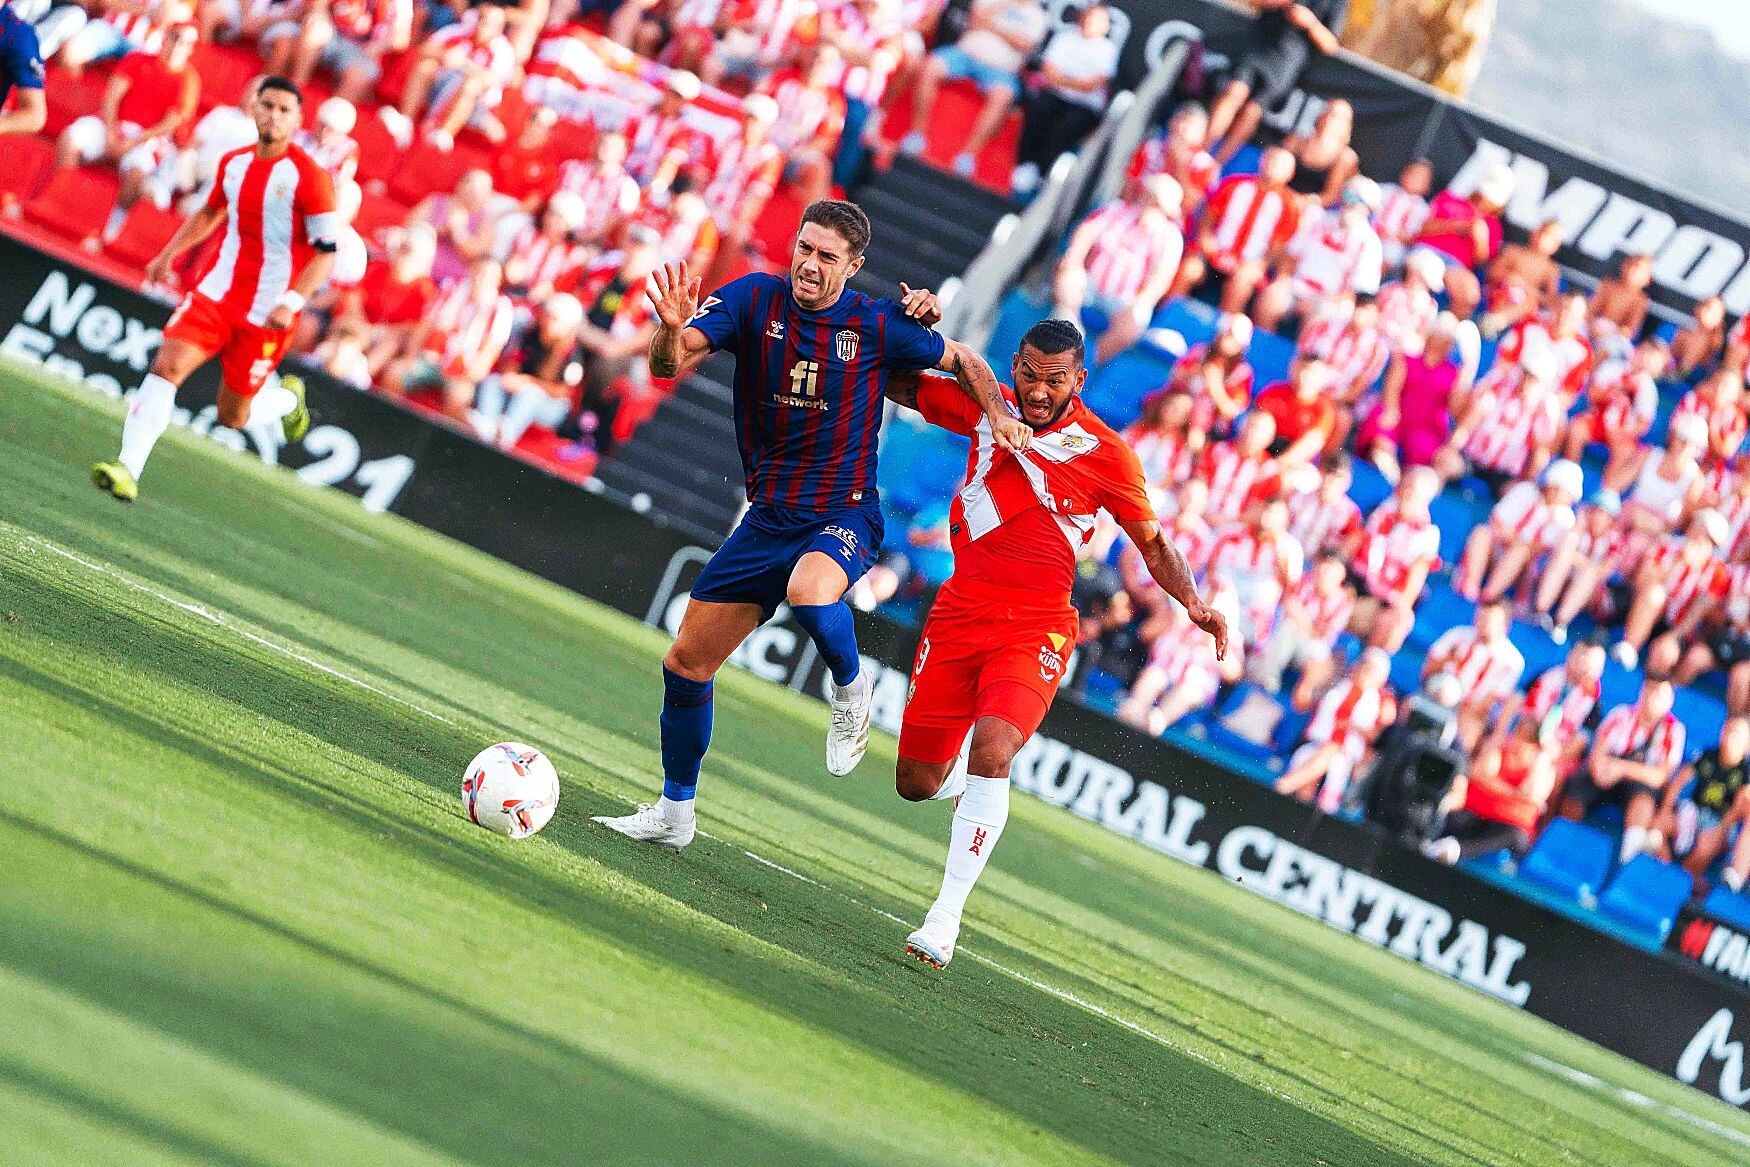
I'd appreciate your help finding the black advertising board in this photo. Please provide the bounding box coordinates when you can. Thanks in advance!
[7,222,1750,1111]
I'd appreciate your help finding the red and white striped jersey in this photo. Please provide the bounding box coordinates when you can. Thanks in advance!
[1490,481,1576,550]
[1168,343,1254,432]
[1595,704,1686,771]
[522,31,616,121]
[104,0,193,53]
[1201,175,1300,273]
[1283,570,1353,646]
[1574,520,1630,577]
[1288,488,1362,557]
[292,129,360,187]
[703,132,783,221]
[1524,665,1601,744]
[818,0,902,104]
[1299,306,1391,396]
[1078,201,1184,308]
[197,144,338,327]
[1720,483,1750,559]
[1672,387,1749,464]
[915,377,1155,598]
[1583,357,1658,437]
[1376,279,1437,354]
[1376,183,1429,244]
[625,110,716,181]
[1500,319,1594,401]
[1207,525,1304,641]
[1645,537,1730,625]
[1308,676,1393,757]
[556,159,642,238]
[1291,212,1384,298]
[1165,512,1219,575]
[505,223,589,297]
[762,68,847,154]
[429,19,518,86]
[330,0,413,46]
[1428,626,1525,703]
[1354,504,1440,601]
[1198,441,1279,525]
[1146,614,1231,693]
[427,284,515,376]
[1463,366,1565,478]
[1122,421,1198,487]
[1127,135,1219,206]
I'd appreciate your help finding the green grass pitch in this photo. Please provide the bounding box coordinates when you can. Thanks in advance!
[3,360,1749,1166]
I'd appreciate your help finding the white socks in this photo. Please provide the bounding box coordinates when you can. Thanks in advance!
[929,736,972,802]
[930,774,1010,922]
[119,374,178,479]
[657,795,695,826]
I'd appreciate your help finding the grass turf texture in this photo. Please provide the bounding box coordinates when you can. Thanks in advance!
[2,362,1748,1167]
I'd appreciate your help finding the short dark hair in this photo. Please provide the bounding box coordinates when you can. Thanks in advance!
[258,75,303,104]
[799,199,871,257]
[1018,319,1085,366]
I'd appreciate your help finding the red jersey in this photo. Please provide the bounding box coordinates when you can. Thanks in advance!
[1208,525,1302,641]
[331,0,412,45]
[1199,441,1279,525]
[1309,677,1393,758]
[915,378,1154,598]
[1253,381,1337,446]
[197,144,338,327]
[703,132,782,222]
[114,50,198,129]
[1202,175,1300,272]
[351,259,436,325]
[1376,183,1429,246]
[556,159,642,239]
[505,224,588,297]
[1582,357,1658,438]
[1299,307,1391,397]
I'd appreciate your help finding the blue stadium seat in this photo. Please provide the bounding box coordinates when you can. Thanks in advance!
[1520,820,1616,903]
[1703,886,1750,931]
[1428,489,1488,567]
[1672,688,1728,758]
[1598,855,1693,942]
[1247,328,1297,389]
[1347,459,1393,515]
[1388,648,1425,696]
[1408,580,1474,651]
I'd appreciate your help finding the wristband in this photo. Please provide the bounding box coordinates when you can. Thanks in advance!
[276,291,306,315]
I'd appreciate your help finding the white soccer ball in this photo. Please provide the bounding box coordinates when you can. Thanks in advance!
[461,743,560,839]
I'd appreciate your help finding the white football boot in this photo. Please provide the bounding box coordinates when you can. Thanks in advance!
[904,907,961,969]
[592,803,696,849]
[825,669,874,776]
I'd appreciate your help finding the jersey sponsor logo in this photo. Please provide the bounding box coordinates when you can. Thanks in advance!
[766,318,785,339]
[835,328,860,362]
[1038,631,1067,681]
[1030,423,1102,464]
[776,359,826,409]
[821,524,859,561]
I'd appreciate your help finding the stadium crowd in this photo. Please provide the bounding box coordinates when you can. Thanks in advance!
[4,0,1748,911]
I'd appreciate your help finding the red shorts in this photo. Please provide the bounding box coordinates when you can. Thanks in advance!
[163,292,294,397]
[897,581,1079,765]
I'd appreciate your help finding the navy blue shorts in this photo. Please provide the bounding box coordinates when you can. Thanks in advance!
[690,503,885,620]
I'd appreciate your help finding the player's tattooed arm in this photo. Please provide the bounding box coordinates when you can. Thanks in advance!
[937,339,1031,454]
[646,261,715,379]
[1121,518,1229,660]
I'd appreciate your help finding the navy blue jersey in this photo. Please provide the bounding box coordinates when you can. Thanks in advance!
[0,5,44,114]
[690,272,946,511]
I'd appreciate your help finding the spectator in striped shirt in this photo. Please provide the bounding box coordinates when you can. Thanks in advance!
[1183,145,1301,315]
[1276,647,1395,813]
[1454,457,1582,605]
[1424,598,1526,751]
[1125,102,1218,213]
[1250,550,1352,707]
[1673,295,1727,382]
[1565,679,1687,865]
[1349,465,1441,653]
[1520,641,1607,768]
[1051,173,1186,366]
[1612,508,1732,671]
[1165,311,1254,440]
[1563,337,1669,485]
[1286,450,1362,559]
[1119,580,1245,736]
[382,256,514,420]
[260,0,413,105]
[1375,157,1431,269]
[1254,177,1383,335]
[1436,342,1565,491]
[1530,490,1626,647]
[1665,547,1750,717]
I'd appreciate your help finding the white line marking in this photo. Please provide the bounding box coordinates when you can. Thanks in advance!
[1520,1051,1750,1147]
[14,533,458,726]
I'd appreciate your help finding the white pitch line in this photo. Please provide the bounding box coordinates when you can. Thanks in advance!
[15,533,458,726]
[1519,1051,1750,1148]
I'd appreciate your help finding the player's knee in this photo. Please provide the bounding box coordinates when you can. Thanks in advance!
[217,397,250,429]
[662,642,718,682]
[894,759,941,802]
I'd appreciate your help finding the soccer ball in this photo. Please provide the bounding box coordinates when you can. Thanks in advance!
[461,743,560,839]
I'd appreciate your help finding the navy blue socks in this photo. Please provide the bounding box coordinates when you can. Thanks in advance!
[659,666,714,802]
[792,602,862,686]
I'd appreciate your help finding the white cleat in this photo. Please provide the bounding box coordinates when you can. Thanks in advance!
[904,908,960,969]
[825,669,873,776]
[591,803,696,850]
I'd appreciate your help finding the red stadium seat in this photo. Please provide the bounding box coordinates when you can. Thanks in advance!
[24,166,120,243]
[41,66,104,137]
[388,141,466,204]
[0,134,55,208]
[104,202,185,270]
[351,112,403,191]
[352,188,411,246]
[875,79,1020,195]
[191,43,261,114]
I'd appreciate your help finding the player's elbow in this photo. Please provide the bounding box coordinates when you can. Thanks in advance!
[16,94,46,135]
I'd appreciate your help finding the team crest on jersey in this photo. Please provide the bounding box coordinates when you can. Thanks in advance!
[835,329,860,362]
[767,318,786,339]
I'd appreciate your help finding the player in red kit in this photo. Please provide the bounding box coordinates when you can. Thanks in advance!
[885,320,1227,968]
[93,75,338,502]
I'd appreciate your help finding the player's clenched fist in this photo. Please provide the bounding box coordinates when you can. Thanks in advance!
[1186,598,1229,661]
[647,261,703,330]
[988,411,1033,455]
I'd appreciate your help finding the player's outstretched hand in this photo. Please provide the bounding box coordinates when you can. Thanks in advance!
[647,261,702,330]
[988,411,1033,455]
[898,282,942,328]
[1187,599,1229,661]
[265,304,297,331]
[143,254,174,289]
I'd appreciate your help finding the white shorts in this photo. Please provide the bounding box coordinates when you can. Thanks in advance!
[64,117,168,175]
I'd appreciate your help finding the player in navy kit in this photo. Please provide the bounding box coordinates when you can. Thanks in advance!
[595,199,1026,849]
[0,0,47,138]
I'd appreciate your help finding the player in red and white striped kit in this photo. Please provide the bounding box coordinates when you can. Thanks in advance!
[1425,599,1527,749]
[94,77,337,502]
